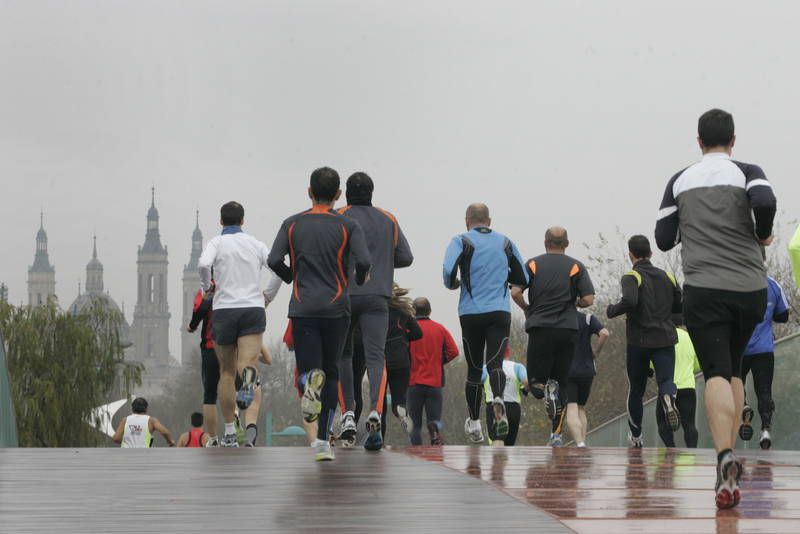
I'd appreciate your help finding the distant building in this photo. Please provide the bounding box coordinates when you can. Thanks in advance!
[0,284,8,303]
[131,188,170,363]
[181,211,203,364]
[27,213,57,307]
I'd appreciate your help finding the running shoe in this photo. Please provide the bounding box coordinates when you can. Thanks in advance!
[364,410,383,451]
[544,379,560,421]
[236,366,259,410]
[464,418,484,444]
[396,405,413,435]
[548,433,563,447]
[245,425,258,447]
[576,442,587,448]
[739,405,755,441]
[220,433,239,448]
[760,429,772,450]
[662,393,681,432]
[428,421,444,445]
[492,397,509,439]
[337,411,357,448]
[628,430,643,448]
[205,436,219,448]
[301,369,326,423]
[313,439,335,461]
[715,450,743,510]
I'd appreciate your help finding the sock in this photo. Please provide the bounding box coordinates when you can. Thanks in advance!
[246,424,258,445]
[717,448,733,464]
[224,422,236,436]
[208,435,218,442]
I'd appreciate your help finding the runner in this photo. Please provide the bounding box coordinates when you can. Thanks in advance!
[408,297,459,445]
[444,203,527,443]
[511,226,594,447]
[657,314,701,448]
[791,226,800,288]
[483,347,528,446]
[566,309,610,448]
[198,201,282,447]
[188,283,220,446]
[268,167,372,461]
[282,322,318,445]
[739,274,789,450]
[381,284,422,440]
[655,108,776,509]
[177,412,209,447]
[113,397,175,448]
[606,235,682,448]
[336,172,413,451]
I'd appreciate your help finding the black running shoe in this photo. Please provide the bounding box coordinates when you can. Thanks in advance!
[661,394,681,432]
[739,405,754,441]
[544,380,560,421]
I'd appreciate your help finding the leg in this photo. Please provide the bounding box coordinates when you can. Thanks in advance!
[677,388,699,448]
[338,313,360,413]
[690,323,735,453]
[485,404,497,443]
[215,344,238,428]
[656,395,675,447]
[750,353,775,430]
[352,342,366,422]
[201,348,220,439]
[358,296,390,413]
[728,324,761,448]
[407,385,425,445]
[526,328,554,399]
[578,407,588,440]
[652,345,679,437]
[505,402,521,446]
[460,314,487,421]
[236,333,263,427]
[551,329,576,435]
[566,402,583,445]
[292,318,325,422]
[484,312,510,401]
[626,345,649,439]
[427,387,444,441]
[316,317,350,442]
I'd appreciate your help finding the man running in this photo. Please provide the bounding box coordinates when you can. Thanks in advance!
[282,322,318,445]
[444,203,527,443]
[188,285,220,446]
[656,108,776,509]
[606,235,682,448]
[268,167,371,461]
[566,309,610,448]
[511,227,594,447]
[178,412,209,447]
[657,314,701,448]
[336,172,413,451]
[482,347,528,446]
[739,274,789,450]
[113,398,175,448]
[198,202,282,447]
[408,297,459,445]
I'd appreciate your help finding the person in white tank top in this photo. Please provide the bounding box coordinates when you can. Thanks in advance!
[113,398,176,448]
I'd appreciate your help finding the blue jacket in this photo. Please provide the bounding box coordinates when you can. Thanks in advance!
[744,277,789,356]
[443,227,528,316]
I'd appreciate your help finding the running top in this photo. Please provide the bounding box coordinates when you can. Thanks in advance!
[121,414,152,448]
[521,253,594,330]
[673,328,700,390]
[655,153,776,292]
[189,289,214,349]
[186,427,205,448]
[443,227,527,316]
[790,225,800,288]
[385,307,423,370]
[268,206,372,319]
[482,359,527,403]
[338,205,413,298]
[570,311,604,379]
[198,227,282,309]
[744,277,789,356]
[409,317,460,387]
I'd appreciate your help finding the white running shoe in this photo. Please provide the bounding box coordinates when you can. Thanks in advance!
[628,430,643,448]
[396,405,413,435]
[548,433,563,447]
[205,436,219,448]
[576,442,587,448]
[760,429,772,450]
[301,369,326,423]
[313,439,335,461]
[338,411,357,447]
[220,433,239,448]
[464,418,484,444]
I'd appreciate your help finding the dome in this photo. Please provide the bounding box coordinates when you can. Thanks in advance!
[69,293,132,348]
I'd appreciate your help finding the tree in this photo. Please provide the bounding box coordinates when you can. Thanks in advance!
[0,301,142,447]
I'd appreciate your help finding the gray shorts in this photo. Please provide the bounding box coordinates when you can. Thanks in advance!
[212,307,266,346]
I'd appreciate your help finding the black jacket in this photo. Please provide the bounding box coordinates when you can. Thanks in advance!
[606,259,682,348]
[385,307,423,370]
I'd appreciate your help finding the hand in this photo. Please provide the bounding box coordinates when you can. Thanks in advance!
[259,345,273,366]
[168,441,176,447]
[187,326,196,333]
[592,350,598,359]
[760,235,774,247]
[452,279,461,289]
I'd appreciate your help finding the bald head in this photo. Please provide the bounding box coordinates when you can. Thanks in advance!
[413,297,432,317]
[465,203,491,229]
[545,226,569,251]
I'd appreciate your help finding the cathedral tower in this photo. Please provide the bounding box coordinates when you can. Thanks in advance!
[27,213,56,307]
[181,211,203,363]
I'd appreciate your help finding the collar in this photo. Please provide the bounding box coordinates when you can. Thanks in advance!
[633,258,652,267]
[221,225,243,235]
[702,152,731,160]
[471,226,492,234]
[415,316,431,321]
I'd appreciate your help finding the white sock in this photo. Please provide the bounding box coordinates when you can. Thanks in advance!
[224,422,236,436]
[208,435,218,441]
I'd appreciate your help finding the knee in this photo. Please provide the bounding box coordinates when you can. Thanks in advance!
[466,368,483,383]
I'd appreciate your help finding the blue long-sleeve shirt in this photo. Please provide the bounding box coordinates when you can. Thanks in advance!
[443,227,528,316]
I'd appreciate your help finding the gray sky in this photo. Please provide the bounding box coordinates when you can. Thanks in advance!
[2,1,799,359]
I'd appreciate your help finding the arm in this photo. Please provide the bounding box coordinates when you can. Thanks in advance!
[150,418,176,447]
[655,171,682,252]
[442,236,464,290]
[348,220,372,286]
[394,222,414,268]
[177,432,189,448]
[577,295,594,308]
[507,240,529,288]
[594,328,610,357]
[669,273,683,314]
[575,263,595,308]
[198,238,218,292]
[442,327,460,363]
[259,344,273,365]
[112,418,125,444]
[405,317,423,342]
[516,363,529,391]
[773,281,790,324]
[267,222,293,284]
[259,241,282,305]
[606,273,639,318]
[188,291,211,332]
[790,224,800,288]
[511,285,528,312]
[742,163,777,242]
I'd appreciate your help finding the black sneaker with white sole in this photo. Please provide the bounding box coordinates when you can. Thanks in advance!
[661,393,681,432]
[739,405,755,441]
[544,380,560,421]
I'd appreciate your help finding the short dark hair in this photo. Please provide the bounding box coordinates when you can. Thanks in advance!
[544,227,569,250]
[310,167,340,202]
[698,109,734,148]
[220,201,244,226]
[628,235,652,259]
[191,412,203,428]
[413,297,431,317]
[131,397,148,414]
[346,172,374,204]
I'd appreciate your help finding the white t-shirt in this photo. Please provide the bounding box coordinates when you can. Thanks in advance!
[198,231,282,310]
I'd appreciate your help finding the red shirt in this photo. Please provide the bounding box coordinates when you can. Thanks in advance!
[187,427,205,448]
[409,317,459,387]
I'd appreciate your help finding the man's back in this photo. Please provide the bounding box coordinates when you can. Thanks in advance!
[410,318,458,387]
[199,232,272,310]
[657,154,775,292]
[570,311,602,378]
[121,414,151,448]
[339,205,412,297]
[618,261,680,348]
[525,253,593,330]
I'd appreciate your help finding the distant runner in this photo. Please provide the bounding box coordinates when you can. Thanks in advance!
[483,347,528,446]
[113,397,175,448]
[657,315,701,448]
[178,412,209,448]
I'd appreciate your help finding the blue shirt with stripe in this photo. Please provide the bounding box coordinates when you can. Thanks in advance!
[744,277,789,356]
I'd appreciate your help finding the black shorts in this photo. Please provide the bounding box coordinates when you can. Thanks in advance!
[526,327,577,387]
[684,286,767,381]
[201,347,243,404]
[567,377,593,406]
[212,307,266,346]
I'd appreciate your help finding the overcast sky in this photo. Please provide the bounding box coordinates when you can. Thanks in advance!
[2,1,799,360]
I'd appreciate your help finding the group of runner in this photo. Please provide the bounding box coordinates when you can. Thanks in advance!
[117,108,791,510]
